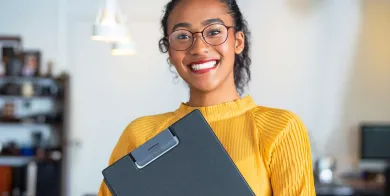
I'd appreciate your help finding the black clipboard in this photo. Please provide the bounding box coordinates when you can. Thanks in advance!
[102,109,255,196]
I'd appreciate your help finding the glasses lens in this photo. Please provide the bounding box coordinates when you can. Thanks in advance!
[169,30,193,51]
[203,24,228,46]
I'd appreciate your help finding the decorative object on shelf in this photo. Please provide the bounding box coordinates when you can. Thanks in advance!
[21,50,41,77]
[3,47,23,76]
[1,141,19,156]
[0,36,23,77]
[92,0,129,42]
[0,83,20,95]
[21,81,34,98]
[0,59,5,76]
[45,60,54,78]
[0,165,12,194]
[314,156,337,184]
[31,131,45,159]
[0,36,22,54]
[2,102,15,119]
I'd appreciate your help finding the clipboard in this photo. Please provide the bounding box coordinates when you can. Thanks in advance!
[102,109,255,196]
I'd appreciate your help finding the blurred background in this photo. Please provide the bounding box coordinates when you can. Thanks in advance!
[0,0,389,195]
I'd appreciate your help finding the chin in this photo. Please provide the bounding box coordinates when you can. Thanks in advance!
[178,64,228,93]
[188,80,220,93]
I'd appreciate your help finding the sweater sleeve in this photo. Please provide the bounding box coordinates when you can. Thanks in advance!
[97,113,176,196]
[97,123,137,196]
[268,112,316,196]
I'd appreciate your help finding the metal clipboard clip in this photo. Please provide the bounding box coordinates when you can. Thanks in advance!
[129,128,179,169]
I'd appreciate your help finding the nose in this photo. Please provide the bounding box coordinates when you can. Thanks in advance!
[189,33,209,55]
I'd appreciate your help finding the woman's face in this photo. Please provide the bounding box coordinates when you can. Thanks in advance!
[167,0,245,93]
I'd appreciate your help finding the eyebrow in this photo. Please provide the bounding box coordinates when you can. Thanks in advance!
[171,18,225,31]
[202,18,224,26]
[172,22,191,31]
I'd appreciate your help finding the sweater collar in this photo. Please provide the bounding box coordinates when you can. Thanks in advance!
[173,95,257,122]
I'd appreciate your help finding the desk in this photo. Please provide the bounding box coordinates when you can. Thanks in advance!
[344,179,385,195]
[316,179,385,196]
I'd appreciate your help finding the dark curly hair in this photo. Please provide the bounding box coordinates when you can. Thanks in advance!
[158,0,251,95]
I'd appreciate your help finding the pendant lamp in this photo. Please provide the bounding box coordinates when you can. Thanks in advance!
[92,0,129,42]
[111,38,137,56]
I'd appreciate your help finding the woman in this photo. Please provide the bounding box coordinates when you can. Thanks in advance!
[98,0,316,195]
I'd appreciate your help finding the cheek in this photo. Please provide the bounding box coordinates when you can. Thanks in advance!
[169,49,185,66]
[217,37,236,64]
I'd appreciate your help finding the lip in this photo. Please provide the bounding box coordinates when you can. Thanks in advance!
[190,66,217,74]
[187,58,220,66]
[186,58,220,74]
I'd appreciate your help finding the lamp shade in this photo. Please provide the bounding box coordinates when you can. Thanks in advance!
[111,40,137,56]
[92,0,129,42]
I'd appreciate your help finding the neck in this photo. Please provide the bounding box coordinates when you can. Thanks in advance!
[188,76,240,107]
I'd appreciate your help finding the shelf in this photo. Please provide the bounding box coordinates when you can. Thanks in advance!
[0,95,56,100]
[0,122,55,129]
[0,76,57,84]
[0,155,61,166]
[0,121,52,126]
[0,156,33,166]
[0,116,62,125]
[0,76,60,96]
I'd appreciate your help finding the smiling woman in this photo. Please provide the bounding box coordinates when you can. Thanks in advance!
[159,0,250,101]
[98,0,316,195]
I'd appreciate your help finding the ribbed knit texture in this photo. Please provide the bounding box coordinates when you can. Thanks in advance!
[98,95,316,196]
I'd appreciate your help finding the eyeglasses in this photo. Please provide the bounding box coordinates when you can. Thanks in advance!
[167,23,236,51]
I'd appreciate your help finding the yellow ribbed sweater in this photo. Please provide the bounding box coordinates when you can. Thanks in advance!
[98,95,316,196]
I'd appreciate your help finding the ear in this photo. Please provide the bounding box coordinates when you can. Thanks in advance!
[234,31,245,54]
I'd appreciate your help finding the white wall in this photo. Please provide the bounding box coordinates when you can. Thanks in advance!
[1,0,390,195]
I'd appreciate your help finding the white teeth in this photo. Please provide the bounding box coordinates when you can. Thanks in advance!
[191,61,217,70]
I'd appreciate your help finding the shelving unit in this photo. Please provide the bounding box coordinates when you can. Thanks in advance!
[0,75,69,196]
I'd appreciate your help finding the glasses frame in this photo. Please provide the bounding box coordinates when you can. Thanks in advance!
[167,23,236,51]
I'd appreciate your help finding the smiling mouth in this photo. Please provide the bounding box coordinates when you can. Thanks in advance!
[188,60,220,74]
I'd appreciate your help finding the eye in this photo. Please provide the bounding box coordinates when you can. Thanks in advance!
[207,29,221,36]
[176,33,191,40]
[175,33,191,40]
